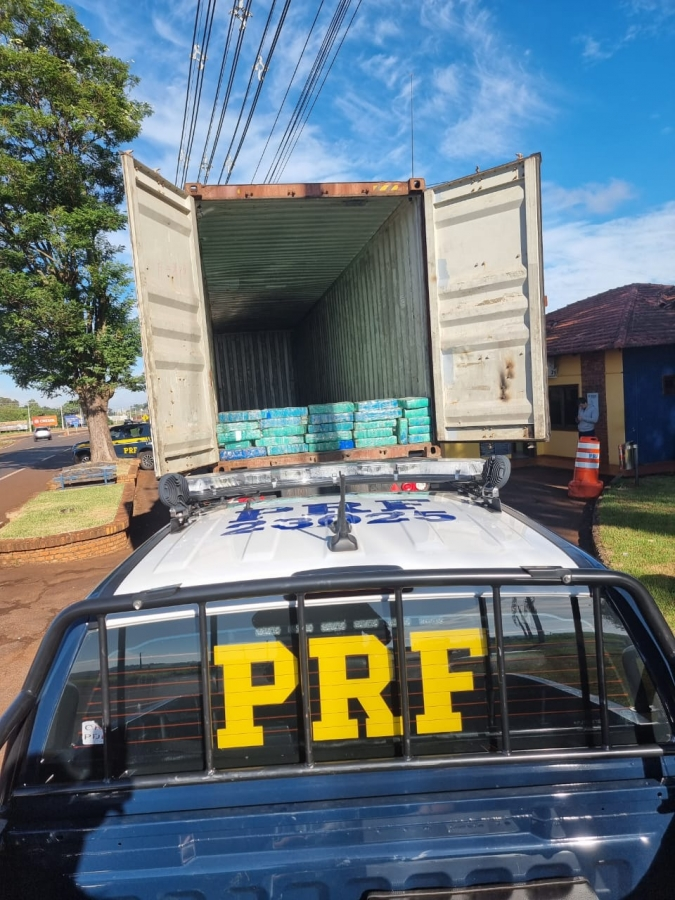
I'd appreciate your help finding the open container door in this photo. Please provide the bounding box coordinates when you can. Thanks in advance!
[122,154,219,475]
[424,153,549,442]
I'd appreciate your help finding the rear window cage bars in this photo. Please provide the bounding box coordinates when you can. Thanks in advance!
[3,567,675,794]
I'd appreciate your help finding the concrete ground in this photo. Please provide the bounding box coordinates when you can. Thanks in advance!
[0,465,602,716]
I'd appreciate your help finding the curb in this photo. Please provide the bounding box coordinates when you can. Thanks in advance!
[0,462,140,567]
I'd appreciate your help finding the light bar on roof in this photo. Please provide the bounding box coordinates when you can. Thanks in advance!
[186,458,489,501]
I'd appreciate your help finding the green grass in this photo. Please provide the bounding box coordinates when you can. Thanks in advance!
[0,483,125,540]
[596,475,675,628]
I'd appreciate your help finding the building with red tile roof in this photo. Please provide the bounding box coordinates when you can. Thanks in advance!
[544,284,675,467]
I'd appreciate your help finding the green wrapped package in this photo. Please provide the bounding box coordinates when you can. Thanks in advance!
[409,424,432,435]
[355,436,398,448]
[396,417,409,444]
[355,399,400,412]
[351,427,394,439]
[307,439,355,451]
[308,401,355,415]
[398,397,429,410]
[261,425,306,437]
[306,430,353,443]
[216,427,262,442]
[261,416,307,428]
[266,443,308,456]
[217,409,261,423]
[308,412,354,425]
[353,417,398,430]
[404,413,431,425]
[308,419,354,433]
[218,439,253,450]
[409,432,432,443]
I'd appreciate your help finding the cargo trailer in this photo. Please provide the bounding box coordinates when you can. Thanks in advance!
[122,153,549,476]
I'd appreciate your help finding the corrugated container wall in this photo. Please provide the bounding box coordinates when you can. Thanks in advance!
[295,197,431,404]
[214,331,295,411]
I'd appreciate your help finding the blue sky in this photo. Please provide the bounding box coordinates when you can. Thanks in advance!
[2,0,674,410]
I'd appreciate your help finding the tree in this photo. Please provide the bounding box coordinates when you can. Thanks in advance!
[0,0,150,462]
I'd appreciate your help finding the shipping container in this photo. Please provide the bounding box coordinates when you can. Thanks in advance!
[122,153,549,476]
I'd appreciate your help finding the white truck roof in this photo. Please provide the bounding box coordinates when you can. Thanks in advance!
[114,491,578,595]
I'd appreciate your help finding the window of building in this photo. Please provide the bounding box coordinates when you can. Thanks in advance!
[663,375,675,396]
[549,384,579,429]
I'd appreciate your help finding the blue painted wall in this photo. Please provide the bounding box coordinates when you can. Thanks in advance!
[623,346,675,464]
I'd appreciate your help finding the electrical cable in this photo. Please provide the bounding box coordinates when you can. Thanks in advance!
[264,0,350,183]
[267,0,348,181]
[216,0,279,183]
[275,0,362,182]
[175,0,203,183]
[250,0,324,183]
[223,0,293,184]
[203,0,253,183]
[180,0,219,186]
[196,6,237,181]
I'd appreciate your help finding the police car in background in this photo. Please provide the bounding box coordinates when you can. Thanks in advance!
[1,457,675,900]
[72,421,154,470]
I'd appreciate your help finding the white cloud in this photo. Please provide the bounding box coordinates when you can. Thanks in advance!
[544,202,675,310]
[544,179,637,217]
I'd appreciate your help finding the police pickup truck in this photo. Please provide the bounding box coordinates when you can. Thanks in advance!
[1,458,674,900]
[72,422,154,470]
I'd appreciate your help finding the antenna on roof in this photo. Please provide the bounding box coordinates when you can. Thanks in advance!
[329,472,358,552]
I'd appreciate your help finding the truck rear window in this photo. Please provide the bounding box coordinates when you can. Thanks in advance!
[31,585,670,784]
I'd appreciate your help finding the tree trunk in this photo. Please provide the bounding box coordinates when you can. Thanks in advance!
[79,390,117,463]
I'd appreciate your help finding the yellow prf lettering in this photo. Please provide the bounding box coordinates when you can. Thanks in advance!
[411,629,487,734]
[214,641,298,749]
[309,634,401,741]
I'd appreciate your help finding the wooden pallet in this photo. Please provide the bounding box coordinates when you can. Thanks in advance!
[213,443,440,474]
[53,464,117,489]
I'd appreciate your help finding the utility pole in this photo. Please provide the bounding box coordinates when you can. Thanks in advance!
[26,399,31,433]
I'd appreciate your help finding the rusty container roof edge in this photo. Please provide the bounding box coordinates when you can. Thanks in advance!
[183,178,426,201]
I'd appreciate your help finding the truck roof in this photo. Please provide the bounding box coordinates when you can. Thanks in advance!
[114,491,579,595]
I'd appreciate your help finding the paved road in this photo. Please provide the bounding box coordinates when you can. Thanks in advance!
[0,431,83,526]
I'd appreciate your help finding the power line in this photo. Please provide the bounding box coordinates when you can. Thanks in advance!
[175,0,203,183]
[264,0,351,183]
[217,0,280,183]
[180,0,219,186]
[275,0,361,182]
[250,0,324,183]
[202,0,253,184]
[223,0,293,184]
[196,6,238,182]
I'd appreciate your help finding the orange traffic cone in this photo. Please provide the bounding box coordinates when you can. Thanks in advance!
[568,436,603,499]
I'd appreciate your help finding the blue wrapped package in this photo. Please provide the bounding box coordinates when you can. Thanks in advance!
[355,399,400,412]
[404,413,431,425]
[217,409,261,423]
[260,407,308,419]
[219,446,267,460]
[308,412,355,425]
[308,402,355,414]
[308,420,355,433]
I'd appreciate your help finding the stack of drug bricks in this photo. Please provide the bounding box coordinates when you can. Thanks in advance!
[216,397,431,461]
